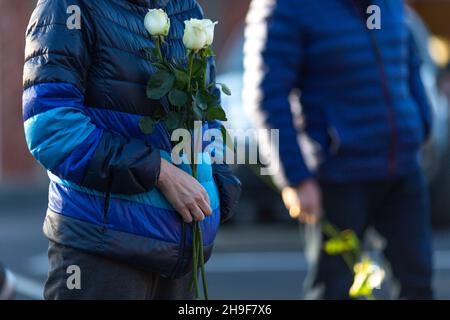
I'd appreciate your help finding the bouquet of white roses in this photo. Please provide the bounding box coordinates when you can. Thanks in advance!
[141,9,231,300]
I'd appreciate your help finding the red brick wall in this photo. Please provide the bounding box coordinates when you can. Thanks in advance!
[0,0,38,183]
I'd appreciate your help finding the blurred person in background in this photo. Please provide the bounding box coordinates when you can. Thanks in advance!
[0,264,15,300]
[244,0,433,299]
[22,0,240,300]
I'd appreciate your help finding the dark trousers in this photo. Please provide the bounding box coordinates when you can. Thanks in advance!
[44,241,194,300]
[304,170,433,299]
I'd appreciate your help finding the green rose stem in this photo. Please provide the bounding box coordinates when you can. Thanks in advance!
[197,223,209,299]
[203,57,208,90]
[187,51,195,93]
[190,128,208,299]
[154,36,164,62]
[186,49,208,300]
[196,57,209,298]
[191,222,200,298]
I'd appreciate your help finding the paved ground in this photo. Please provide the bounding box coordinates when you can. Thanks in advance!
[1,192,450,300]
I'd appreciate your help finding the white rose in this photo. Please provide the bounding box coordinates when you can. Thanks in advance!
[144,9,170,37]
[201,20,218,46]
[183,19,218,51]
[183,19,207,51]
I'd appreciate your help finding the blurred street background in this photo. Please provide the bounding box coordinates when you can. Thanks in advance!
[2,0,450,299]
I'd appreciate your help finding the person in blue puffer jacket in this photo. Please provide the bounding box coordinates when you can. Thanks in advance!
[23,0,240,300]
[244,0,433,299]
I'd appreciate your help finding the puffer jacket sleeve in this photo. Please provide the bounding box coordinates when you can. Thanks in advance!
[243,0,312,188]
[408,30,433,141]
[23,0,161,195]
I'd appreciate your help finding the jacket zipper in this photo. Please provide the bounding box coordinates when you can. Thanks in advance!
[350,0,397,176]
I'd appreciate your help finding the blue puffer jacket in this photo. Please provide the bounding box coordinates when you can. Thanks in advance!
[244,0,432,187]
[23,0,241,278]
